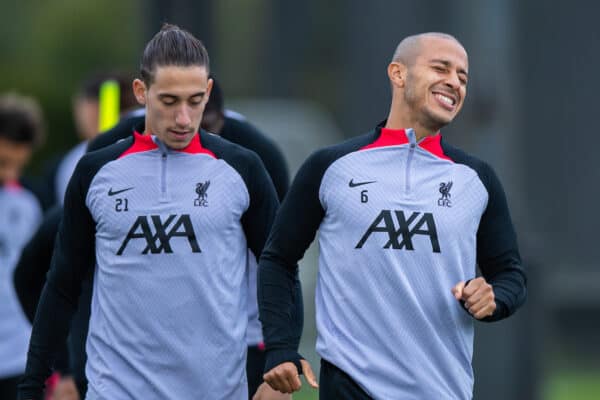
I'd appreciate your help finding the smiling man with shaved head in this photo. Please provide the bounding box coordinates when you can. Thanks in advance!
[389,32,469,139]
[258,32,527,399]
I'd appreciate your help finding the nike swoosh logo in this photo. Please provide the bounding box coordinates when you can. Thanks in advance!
[108,187,134,196]
[348,179,376,188]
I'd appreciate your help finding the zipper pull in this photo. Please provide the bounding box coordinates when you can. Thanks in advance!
[406,128,417,148]
[154,136,169,157]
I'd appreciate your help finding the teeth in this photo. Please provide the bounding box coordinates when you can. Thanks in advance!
[435,93,455,106]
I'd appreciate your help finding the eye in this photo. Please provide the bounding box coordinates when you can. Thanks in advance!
[162,98,176,106]
[189,96,203,106]
[432,65,447,73]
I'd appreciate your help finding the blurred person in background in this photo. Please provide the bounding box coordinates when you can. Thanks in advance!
[13,206,76,400]
[18,24,286,400]
[52,72,138,206]
[258,32,527,399]
[16,77,136,396]
[15,76,296,400]
[0,93,45,399]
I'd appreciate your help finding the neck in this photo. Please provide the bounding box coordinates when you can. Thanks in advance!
[386,98,439,141]
[385,111,439,142]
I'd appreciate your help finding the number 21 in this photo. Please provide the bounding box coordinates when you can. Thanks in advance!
[115,198,129,212]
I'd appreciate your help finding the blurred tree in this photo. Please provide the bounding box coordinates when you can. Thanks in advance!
[0,0,142,174]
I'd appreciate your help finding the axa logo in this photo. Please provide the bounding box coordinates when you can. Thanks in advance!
[438,181,452,207]
[117,214,201,255]
[356,210,440,253]
[194,181,210,207]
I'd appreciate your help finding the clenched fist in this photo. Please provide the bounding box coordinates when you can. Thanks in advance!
[452,277,496,319]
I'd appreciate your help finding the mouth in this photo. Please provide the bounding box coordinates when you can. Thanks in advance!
[169,130,193,139]
[432,91,458,111]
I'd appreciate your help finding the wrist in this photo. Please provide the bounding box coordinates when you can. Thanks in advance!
[264,348,304,374]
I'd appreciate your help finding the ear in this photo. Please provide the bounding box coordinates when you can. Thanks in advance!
[388,62,406,88]
[203,78,214,105]
[132,79,147,105]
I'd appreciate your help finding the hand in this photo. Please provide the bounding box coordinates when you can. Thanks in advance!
[452,277,496,319]
[51,376,80,400]
[263,359,318,394]
[252,382,292,400]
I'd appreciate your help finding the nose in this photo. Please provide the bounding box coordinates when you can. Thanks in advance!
[445,72,461,90]
[175,105,192,127]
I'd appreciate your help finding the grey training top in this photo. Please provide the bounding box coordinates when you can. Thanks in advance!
[20,131,279,400]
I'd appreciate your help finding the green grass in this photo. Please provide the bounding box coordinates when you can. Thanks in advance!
[545,371,600,400]
[292,385,319,400]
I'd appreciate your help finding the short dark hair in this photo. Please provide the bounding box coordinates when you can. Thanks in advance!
[140,23,210,86]
[0,93,45,147]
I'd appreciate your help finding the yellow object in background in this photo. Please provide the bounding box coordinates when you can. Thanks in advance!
[98,79,120,132]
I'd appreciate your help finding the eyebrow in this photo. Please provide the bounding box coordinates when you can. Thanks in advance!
[158,92,206,100]
[430,59,469,76]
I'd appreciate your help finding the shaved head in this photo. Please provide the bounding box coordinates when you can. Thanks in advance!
[385,32,469,138]
[392,32,463,66]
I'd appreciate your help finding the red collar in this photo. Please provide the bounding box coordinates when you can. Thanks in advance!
[361,128,452,161]
[119,132,216,158]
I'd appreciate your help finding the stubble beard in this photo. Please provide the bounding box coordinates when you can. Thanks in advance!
[404,84,450,134]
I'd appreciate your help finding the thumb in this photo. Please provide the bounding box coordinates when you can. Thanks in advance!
[452,281,465,300]
[300,359,319,388]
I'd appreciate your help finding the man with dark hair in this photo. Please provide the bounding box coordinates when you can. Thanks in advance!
[19,24,280,400]
[15,75,296,400]
[88,76,290,201]
[0,94,45,186]
[0,93,44,399]
[258,32,527,399]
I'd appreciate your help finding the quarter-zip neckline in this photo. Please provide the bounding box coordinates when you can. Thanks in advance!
[405,128,417,194]
[154,137,170,202]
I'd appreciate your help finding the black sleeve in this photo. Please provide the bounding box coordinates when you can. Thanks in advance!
[86,113,143,153]
[258,150,331,372]
[239,146,306,350]
[220,117,290,201]
[67,272,94,397]
[264,148,289,202]
[476,163,527,322]
[13,206,62,323]
[239,152,281,260]
[440,141,527,323]
[259,143,289,203]
[17,145,123,399]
